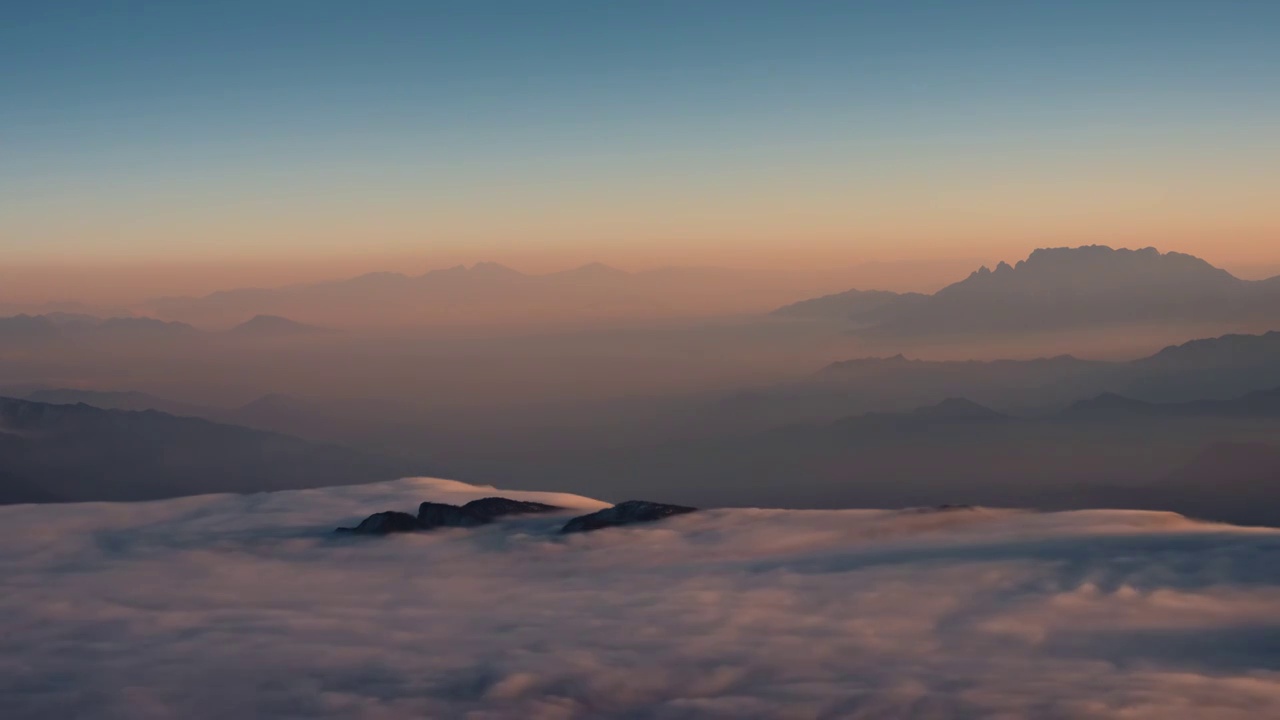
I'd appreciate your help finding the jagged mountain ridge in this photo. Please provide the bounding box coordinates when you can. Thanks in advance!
[776,246,1280,337]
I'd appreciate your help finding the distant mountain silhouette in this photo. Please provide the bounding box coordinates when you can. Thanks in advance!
[815,329,1280,410]
[1060,392,1164,418]
[573,386,1280,525]
[228,314,328,337]
[910,397,1007,421]
[1064,386,1280,419]
[12,388,435,460]
[816,398,1010,436]
[1132,330,1280,370]
[687,329,1280,439]
[143,263,837,328]
[0,314,197,345]
[0,315,61,342]
[0,397,424,504]
[771,288,927,324]
[777,246,1280,337]
[819,353,1099,383]
[23,389,213,418]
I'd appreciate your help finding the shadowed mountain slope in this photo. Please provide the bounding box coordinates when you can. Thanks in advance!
[0,397,425,504]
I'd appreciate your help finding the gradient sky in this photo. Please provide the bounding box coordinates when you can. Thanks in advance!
[4,0,1280,289]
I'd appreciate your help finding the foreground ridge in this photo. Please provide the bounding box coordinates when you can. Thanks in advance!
[336,496,699,535]
[336,496,564,534]
[559,500,699,533]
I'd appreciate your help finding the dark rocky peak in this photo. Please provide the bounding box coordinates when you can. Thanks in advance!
[335,511,420,535]
[416,501,490,529]
[419,497,563,529]
[462,496,562,518]
[942,245,1241,297]
[560,501,698,534]
[335,496,565,535]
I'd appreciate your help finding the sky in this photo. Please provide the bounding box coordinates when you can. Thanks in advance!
[3,0,1280,298]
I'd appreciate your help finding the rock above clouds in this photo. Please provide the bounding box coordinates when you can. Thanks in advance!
[560,501,698,534]
[418,497,563,529]
[335,511,421,535]
[337,497,564,535]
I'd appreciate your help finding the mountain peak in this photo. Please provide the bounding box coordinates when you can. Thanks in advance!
[1014,245,1233,279]
[858,245,1260,337]
[911,398,1005,420]
[469,262,524,277]
[230,315,326,336]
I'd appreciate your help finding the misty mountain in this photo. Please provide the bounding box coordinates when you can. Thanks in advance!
[1091,442,1280,527]
[12,389,435,458]
[1063,387,1280,419]
[0,311,348,357]
[0,315,62,342]
[754,329,1280,425]
[228,314,329,337]
[29,328,1280,505]
[780,246,1280,338]
[695,353,1111,432]
[771,288,928,324]
[0,313,198,346]
[23,389,214,418]
[0,397,424,504]
[143,263,837,328]
[524,390,1280,525]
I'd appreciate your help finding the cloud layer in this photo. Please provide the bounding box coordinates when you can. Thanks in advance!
[2,477,1279,719]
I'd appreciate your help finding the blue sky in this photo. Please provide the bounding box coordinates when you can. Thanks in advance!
[3,0,1278,272]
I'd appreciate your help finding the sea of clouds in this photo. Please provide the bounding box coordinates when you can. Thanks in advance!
[2,477,1279,719]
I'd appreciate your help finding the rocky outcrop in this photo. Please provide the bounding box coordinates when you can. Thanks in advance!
[418,497,562,529]
[335,511,421,535]
[560,501,698,534]
[336,497,563,535]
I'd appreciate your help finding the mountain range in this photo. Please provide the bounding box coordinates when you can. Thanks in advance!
[695,330,1280,435]
[558,389,1280,525]
[143,263,834,328]
[0,312,326,347]
[19,327,1280,498]
[774,245,1280,337]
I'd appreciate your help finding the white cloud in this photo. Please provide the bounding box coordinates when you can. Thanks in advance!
[1,477,1279,719]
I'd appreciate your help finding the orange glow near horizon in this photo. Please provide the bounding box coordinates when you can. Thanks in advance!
[2,231,1279,307]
